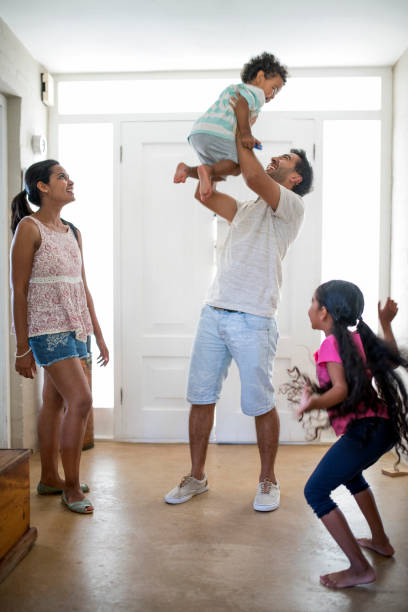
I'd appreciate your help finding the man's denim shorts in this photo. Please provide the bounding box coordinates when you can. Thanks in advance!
[29,331,88,367]
[187,305,279,416]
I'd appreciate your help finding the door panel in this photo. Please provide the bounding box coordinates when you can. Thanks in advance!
[120,121,214,441]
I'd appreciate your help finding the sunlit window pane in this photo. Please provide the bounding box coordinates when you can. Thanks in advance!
[269,77,381,111]
[58,76,381,115]
[322,120,381,330]
[58,79,233,114]
[58,123,114,409]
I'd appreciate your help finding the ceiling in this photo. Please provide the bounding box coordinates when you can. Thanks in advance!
[1,0,408,73]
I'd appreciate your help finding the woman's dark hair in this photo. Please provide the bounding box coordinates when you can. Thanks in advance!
[10,159,59,234]
[290,148,313,197]
[241,52,288,85]
[283,280,408,462]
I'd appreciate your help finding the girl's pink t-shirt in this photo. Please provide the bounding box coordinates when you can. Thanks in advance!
[314,333,389,436]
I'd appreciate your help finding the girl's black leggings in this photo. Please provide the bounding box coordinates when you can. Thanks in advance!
[304,417,396,518]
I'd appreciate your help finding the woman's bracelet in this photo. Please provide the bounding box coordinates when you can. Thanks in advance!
[15,347,32,359]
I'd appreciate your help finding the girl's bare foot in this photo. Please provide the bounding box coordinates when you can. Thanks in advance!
[357,537,395,557]
[197,165,212,201]
[320,565,376,589]
[173,162,189,183]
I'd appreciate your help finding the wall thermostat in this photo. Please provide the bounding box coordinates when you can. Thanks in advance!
[41,72,55,107]
[31,135,47,155]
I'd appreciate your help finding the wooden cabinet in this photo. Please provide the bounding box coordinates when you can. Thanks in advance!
[0,450,37,584]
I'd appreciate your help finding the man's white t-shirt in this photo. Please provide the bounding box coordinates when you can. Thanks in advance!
[206,185,305,318]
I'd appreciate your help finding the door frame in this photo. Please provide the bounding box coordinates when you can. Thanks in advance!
[0,93,10,447]
[112,109,386,441]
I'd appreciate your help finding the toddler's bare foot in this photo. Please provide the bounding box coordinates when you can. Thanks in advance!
[357,537,395,557]
[174,162,189,183]
[320,565,376,589]
[198,165,212,201]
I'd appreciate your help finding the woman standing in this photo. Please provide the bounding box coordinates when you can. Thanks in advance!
[10,159,109,514]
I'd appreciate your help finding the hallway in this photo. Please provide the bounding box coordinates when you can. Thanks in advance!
[0,442,407,611]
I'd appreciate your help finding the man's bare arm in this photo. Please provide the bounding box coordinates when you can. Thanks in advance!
[231,94,281,210]
[236,137,281,210]
[194,182,237,222]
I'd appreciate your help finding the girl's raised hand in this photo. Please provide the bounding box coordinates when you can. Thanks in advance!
[378,298,398,327]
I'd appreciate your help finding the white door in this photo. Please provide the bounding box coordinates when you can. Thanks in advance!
[119,120,215,441]
[119,116,320,442]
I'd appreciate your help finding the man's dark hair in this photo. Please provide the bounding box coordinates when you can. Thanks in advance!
[241,52,288,85]
[290,148,313,197]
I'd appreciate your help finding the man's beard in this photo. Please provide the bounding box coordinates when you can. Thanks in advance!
[267,167,290,184]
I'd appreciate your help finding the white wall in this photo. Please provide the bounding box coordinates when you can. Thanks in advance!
[0,17,48,448]
[391,47,408,344]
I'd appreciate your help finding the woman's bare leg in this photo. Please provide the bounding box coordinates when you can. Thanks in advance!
[45,357,92,507]
[319,508,376,588]
[354,488,395,556]
[37,370,65,487]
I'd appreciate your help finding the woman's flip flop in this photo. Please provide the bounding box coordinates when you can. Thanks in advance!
[37,482,90,495]
[61,491,94,514]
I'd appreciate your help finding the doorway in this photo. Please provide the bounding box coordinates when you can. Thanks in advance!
[118,115,319,442]
[0,93,10,447]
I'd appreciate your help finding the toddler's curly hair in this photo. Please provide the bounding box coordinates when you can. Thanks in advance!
[241,52,288,84]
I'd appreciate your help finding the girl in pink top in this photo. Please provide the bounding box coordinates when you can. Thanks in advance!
[10,159,109,514]
[297,280,408,589]
[315,332,390,436]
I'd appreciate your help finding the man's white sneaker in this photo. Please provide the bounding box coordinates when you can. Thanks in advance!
[253,479,280,512]
[165,474,208,504]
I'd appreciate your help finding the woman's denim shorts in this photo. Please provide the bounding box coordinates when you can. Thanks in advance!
[29,331,88,367]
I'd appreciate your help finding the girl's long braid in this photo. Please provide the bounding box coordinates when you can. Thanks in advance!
[330,319,378,416]
[357,319,408,461]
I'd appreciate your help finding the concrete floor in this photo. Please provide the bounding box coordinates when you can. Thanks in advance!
[0,442,407,612]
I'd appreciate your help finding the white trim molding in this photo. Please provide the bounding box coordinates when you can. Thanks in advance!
[0,93,11,447]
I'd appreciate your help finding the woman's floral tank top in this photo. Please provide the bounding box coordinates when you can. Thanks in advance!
[25,216,93,342]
